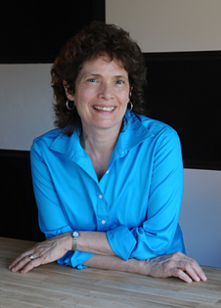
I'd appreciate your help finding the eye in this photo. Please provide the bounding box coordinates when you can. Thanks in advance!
[87,78,97,83]
[116,80,124,85]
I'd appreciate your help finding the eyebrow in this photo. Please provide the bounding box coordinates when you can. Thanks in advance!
[114,75,128,78]
[78,73,128,82]
[78,73,100,80]
[84,73,127,77]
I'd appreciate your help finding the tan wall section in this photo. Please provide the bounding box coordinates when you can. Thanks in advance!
[106,0,221,52]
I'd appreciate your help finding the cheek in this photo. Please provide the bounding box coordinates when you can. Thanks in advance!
[118,91,130,105]
[74,91,97,118]
[118,85,130,97]
[75,87,98,105]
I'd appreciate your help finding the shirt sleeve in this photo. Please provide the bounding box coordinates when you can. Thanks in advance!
[30,140,94,269]
[106,128,184,261]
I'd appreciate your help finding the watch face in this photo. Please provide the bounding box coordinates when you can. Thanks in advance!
[73,231,79,238]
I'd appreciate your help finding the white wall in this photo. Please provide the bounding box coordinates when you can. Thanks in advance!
[181,169,221,267]
[106,0,221,268]
[0,64,54,150]
[0,0,220,268]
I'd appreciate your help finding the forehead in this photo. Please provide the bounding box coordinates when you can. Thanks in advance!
[79,54,128,75]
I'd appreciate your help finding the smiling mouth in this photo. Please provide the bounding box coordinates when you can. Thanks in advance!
[93,106,115,111]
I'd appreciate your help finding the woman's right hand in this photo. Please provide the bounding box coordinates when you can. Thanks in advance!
[8,232,72,274]
[142,251,207,283]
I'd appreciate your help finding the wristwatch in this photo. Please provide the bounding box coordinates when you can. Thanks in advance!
[71,231,80,251]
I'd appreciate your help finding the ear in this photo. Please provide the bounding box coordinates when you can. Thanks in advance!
[129,85,133,97]
[63,81,75,101]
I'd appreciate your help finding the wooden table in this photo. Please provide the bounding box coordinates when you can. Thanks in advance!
[0,237,221,308]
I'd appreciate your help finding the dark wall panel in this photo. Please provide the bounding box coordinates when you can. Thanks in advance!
[0,0,105,63]
[0,150,45,241]
[144,51,221,170]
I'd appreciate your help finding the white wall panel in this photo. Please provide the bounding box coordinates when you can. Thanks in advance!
[0,64,53,150]
[180,169,221,268]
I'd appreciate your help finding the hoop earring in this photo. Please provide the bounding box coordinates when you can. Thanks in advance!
[128,101,133,111]
[66,100,75,111]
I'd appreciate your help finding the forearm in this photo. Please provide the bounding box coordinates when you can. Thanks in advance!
[82,252,207,283]
[77,231,115,256]
[83,254,145,275]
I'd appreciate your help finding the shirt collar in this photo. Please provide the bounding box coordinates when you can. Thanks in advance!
[114,110,154,154]
[50,111,154,158]
[50,129,83,160]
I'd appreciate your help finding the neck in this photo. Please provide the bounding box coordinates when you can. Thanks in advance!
[81,124,122,180]
[81,126,120,156]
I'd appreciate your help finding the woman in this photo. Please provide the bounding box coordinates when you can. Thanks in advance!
[9,21,206,283]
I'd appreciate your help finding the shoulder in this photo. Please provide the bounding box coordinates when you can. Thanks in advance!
[138,114,176,134]
[136,115,182,158]
[120,112,181,152]
[130,113,179,140]
[133,115,183,167]
[31,128,80,159]
[31,128,62,150]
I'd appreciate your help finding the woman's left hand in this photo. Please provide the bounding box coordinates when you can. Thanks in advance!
[8,232,72,274]
[143,251,207,283]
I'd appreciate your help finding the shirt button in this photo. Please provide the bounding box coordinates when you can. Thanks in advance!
[106,170,109,174]
[98,194,103,199]
[101,220,106,225]
[122,151,124,154]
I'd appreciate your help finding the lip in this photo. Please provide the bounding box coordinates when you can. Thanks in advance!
[93,105,116,112]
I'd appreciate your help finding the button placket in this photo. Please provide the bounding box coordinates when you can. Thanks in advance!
[96,190,106,230]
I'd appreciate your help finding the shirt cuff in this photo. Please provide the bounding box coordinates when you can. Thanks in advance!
[106,225,136,261]
[57,250,94,270]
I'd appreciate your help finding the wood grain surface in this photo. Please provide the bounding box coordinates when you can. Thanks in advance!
[0,237,221,308]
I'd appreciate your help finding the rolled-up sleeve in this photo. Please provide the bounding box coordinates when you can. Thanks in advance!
[30,140,94,269]
[106,129,184,261]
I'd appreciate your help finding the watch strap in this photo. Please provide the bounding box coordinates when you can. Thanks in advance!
[72,237,78,251]
[71,231,80,251]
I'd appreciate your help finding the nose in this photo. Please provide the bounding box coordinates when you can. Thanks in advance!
[98,82,114,100]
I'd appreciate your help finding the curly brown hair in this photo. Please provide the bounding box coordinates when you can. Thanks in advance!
[51,21,148,136]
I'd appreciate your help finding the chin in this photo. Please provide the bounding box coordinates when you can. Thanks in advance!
[96,120,122,129]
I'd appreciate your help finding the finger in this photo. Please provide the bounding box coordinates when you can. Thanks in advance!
[171,268,193,283]
[9,247,36,269]
[182,263,201,282]
[176,257,207,282]
[10,256,30,273]
[189,261,207,281]
[9,253,36,273]
[180,256,207,282]
[20,257,42,274]
[9,254,26,269]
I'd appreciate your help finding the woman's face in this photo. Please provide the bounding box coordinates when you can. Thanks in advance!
[65,54,130,135]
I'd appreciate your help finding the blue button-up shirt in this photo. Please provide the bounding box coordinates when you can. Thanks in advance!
[30,111,185,269]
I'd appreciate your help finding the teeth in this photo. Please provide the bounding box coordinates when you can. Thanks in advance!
[94,106,114,111]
